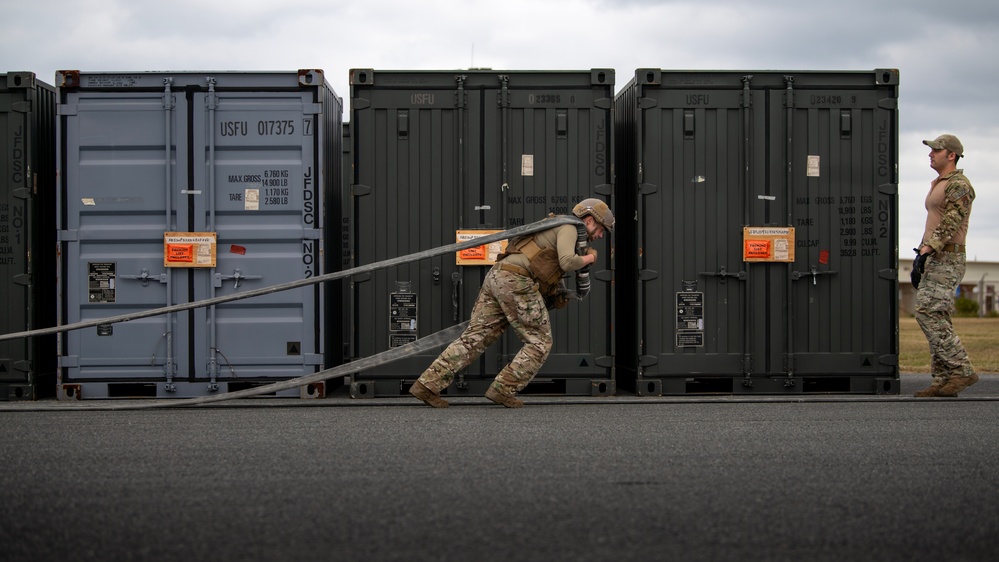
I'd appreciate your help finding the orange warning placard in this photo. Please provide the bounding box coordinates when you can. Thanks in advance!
[456,230,508,266]
[743,227,795,263]
[164,232,217,268]
[459,245,487,260]
[744,240,771,259]
[167,244,195,262]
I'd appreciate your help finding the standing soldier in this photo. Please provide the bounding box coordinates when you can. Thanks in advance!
[409,199,614,408]
[911,134,977,397]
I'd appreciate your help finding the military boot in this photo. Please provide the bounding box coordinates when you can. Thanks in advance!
[409,381,449,408]
[913,384,946,398]
[937,373,979,397]
[485,386,523,408]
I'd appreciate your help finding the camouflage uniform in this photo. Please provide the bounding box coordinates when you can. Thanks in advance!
[417,224,586,398]
[915,169,975,387]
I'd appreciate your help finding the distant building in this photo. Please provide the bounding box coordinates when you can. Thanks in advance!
[899,259,999,317]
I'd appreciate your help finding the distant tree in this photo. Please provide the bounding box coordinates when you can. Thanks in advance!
[955,297,979,317]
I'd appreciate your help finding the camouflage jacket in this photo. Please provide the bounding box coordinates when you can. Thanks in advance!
[922,169,975,251]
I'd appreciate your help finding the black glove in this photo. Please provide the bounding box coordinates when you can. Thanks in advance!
[911,248,929,289]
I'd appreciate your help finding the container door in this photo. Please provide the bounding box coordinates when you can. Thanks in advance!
[482,74,615,385]
[768,80,898,383]
[350,74,470,380]
[638,80,768,381]
[190,89,324,383]
[1,83,31,388]
[60,90,189,384]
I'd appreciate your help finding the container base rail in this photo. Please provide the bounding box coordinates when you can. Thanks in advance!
[350,377,615,399]
[630,375,900,396]
[57,381,326,401]
[0,322,470,411]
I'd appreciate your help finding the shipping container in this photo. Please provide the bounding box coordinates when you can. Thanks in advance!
[1,71,57,400]
[57,70,341,399]
[615,69,900,395]
[347,69,615,397]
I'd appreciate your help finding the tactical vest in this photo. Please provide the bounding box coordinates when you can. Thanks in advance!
[498,234,564,297]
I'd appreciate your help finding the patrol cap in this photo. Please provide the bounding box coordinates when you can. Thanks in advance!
[572,198,615,233]
[923,134,964,157]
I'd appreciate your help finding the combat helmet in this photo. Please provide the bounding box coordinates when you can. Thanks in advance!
[572,198,615,233]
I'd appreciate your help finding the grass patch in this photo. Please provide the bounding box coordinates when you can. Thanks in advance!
[899,317,999,373]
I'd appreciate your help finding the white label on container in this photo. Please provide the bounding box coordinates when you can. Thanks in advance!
[747,227,792,236]
[84,75,140,88]
[521,155,534,176]
[82,198,96,206]
[774,238,790,261]
[807,155,821,177]
[245,188,259,211]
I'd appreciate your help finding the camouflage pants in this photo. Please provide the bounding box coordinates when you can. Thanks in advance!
[417,268,552,397]
[914,251,975,385]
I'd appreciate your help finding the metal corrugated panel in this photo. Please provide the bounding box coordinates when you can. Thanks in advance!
[327,120,352,371]
[57,70,340,399]
[1,72,57,401]
[615,69,900,395]
[348,69,615,396]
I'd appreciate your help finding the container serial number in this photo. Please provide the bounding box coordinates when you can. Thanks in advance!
[258,120,295,135]
[529,94,562,104]
[810,95,846,105]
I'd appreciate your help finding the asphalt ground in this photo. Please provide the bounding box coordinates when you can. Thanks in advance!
[1,374,997,562]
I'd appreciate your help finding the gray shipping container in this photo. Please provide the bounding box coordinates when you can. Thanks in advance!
[57,70,341,399]
[615,69,900,395]
[1,72,57,400]
[347,69,614,397]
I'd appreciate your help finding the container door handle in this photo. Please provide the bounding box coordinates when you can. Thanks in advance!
[120,268,168,287]
[699,266,747,283]
[791,266,838,285]
[451,272,462,322]
[214,268,262,289]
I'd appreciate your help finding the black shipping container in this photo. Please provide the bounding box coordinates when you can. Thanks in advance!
[347,69,615,397]
[1,72,57,400]
[615,69,900,395]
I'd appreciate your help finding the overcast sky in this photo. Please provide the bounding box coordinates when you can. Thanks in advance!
[4,0,998,261]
